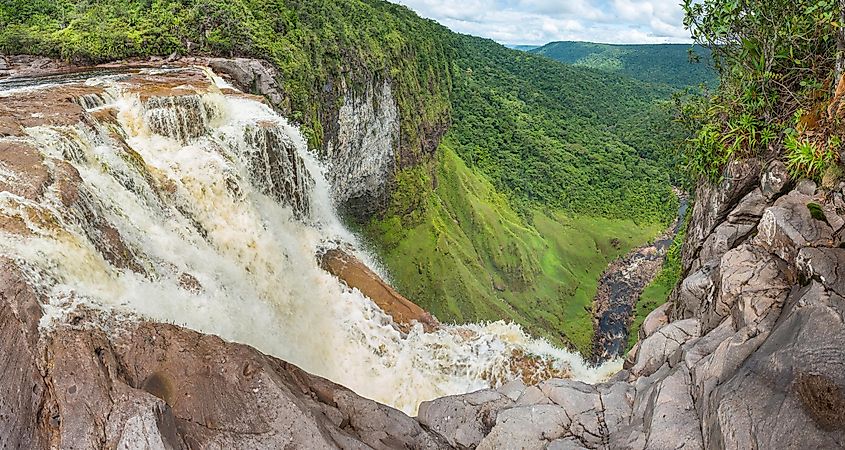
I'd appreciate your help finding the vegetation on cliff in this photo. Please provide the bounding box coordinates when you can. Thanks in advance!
[0,0,453,161]
[531,41,717,89]
[681,0,843,183]
[367,143,663,352]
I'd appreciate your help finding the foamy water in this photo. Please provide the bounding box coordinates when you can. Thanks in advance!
[0,68,619,414]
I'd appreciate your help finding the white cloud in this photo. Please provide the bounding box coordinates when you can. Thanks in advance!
[393,0,692,45]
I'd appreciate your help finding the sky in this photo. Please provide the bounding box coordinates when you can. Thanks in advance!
[392,0,692,45]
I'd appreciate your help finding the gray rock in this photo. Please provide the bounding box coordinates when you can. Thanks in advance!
[638,302,670,340]
[640,365,703,450]
[726,188,767,224]
[796,178,818,196]
[597,382,635,435]
[546,437,590,449]
[497,379,527,401]
[761,160,790,200]
[797,247,845,296]
[719,244,792,330]
[680,159,761,275]
[325,79,399,219]
[477,405,570,450]
[754,191,835,262]
[208,58,287,110]
[539,380,604,446]
[628,319,699,378]
[417,389,513,448]
[516,386,552,406]
[698,222,755,271]
[705,282,845,449]
[672,259,720,322]
[697,188,766,266]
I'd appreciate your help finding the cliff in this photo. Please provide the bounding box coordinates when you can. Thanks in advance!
[413,159,845,449]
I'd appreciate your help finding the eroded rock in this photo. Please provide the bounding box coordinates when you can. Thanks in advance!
[319,248,439,332]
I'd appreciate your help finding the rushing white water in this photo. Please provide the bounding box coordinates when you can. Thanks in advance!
[0,68,619,414]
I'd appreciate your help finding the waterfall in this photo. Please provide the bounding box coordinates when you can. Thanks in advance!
[0,68,618,415]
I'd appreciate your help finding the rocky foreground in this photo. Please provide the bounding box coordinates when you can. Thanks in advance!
[1,56,844,449]
[413,159,845,449]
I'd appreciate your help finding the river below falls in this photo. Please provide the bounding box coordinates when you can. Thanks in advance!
[591,195,688,363]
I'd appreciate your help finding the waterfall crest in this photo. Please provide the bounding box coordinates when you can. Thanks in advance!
[0,67,617,414]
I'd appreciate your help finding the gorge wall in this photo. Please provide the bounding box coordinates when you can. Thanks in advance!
[413,158,845,449]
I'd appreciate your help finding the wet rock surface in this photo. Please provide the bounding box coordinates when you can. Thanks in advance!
[0,261,450,449]
[319,248,440,333]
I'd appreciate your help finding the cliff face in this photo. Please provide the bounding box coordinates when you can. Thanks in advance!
[204,57,410,219]
[416,159,845,449]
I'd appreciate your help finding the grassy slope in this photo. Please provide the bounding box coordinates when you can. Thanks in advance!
[367,143,662,353]
[531,41,716,89]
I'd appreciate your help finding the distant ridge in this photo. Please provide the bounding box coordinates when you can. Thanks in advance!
[530,41,717,88]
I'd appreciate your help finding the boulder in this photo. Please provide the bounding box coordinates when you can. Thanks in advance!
[705,282,845,449]
[754,191,835,262]
[672,259,720,322]
[477,405,571,450]
[417,389,513,448]
[209,58,288,111]
[627,319,699,378]
[760,160,790,201]
[638,302,670,340]
[638,364,703,450]
[719,244,792,330]
[797,247,845,296]
[318,248,439,332]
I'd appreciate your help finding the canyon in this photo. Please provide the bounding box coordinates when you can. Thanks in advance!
[1,54,844,450]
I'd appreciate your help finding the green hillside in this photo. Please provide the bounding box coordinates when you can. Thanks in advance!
[531,41,717,88]
[0,0,684,353]
[366,36,682,351]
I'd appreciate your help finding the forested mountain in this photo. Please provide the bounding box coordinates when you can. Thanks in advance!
[1,0,682,352]
[531,41,717,88]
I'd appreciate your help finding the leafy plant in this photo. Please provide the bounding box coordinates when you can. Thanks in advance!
[785,133,839,180]
[681,0,840,181]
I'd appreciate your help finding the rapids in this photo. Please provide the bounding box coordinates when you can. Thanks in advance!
[0,67,619,414]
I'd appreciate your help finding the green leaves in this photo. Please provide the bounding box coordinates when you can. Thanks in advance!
[680,0,840,182]
[785,133,839,181]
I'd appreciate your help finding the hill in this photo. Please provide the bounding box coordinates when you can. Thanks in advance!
[531,41,717,88]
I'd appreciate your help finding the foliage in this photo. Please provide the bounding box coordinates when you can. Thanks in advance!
[681,0,840,181]
[446,37,683,223]
[531,42,718,89]
[807,202,827,221]
[0,0,454,157]
[785,132,840,180]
